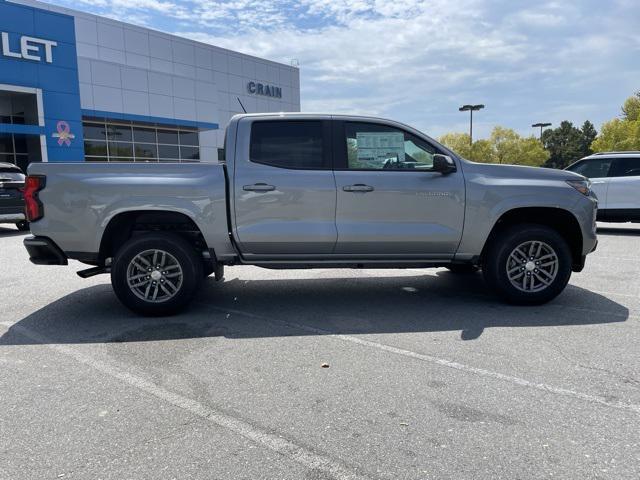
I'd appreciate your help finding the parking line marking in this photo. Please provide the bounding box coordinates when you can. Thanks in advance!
[0,321,372,480]
[204,306,640,415]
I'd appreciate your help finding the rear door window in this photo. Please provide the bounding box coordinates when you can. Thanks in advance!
[609,157,640,177]
[250,121,328,169]
[567,159,612,178]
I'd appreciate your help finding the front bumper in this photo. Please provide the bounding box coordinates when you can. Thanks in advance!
[573,240,597,272]
[24,236,68,265]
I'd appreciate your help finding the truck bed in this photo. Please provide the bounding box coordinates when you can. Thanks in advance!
[27,162,234,261]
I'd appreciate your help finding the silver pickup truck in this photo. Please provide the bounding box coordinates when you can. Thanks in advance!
[23,113,598,315]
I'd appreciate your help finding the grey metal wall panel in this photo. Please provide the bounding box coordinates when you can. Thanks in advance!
[8,0,302,156]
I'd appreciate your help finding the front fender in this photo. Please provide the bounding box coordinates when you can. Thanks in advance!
[455,174,581,260]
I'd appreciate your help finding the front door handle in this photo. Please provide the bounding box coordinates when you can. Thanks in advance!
[243,183,276,192]
[343,184,374,192]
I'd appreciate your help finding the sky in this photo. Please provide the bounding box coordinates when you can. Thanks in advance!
[40,0,640,140]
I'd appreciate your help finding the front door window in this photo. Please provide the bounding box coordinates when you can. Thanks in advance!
[345,122,437,171]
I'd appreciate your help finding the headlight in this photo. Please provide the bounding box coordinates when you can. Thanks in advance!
[566,179,591,196]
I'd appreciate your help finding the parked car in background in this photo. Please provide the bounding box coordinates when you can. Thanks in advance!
[566,152,640,222]
[0,162,28,231]
[23,113,597,315]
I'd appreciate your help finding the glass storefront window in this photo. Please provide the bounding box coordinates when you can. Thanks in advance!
[84,140,108,156]
[107,125,133,142]
[134,143,157,158]
[157,129,178,144]
[84,124,107,140]
[180,146,200,160]
[158,144,179,159]
[82,120,201,162]
[179,131,198,146]
[109,141,134,157]
[0,91,39,125]
[0,133,40,171]
[133,127,156,143]
[0,134,13,154]
[14,136,28,154]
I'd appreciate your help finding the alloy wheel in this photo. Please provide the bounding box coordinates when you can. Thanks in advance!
[126,249,183,303]
[506,240,559,293]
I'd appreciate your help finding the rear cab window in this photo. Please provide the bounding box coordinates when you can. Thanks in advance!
[249,120,330,169]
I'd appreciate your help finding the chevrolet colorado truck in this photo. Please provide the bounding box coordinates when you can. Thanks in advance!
[23,113,598,315]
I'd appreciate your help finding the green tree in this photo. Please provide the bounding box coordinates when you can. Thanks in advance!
[438,132,471,159]
[591,118,640,152]
[470,139,494,163]
[516,137,550,166]
[580,120,597,157]
[439,127,548,166]
[591,92,640,152]
[438,133,495,162]
[621,91,640,121]
[541,121,593,169]
[490,126,520,164]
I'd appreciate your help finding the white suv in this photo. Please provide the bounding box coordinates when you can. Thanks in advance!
[566,152,640,222]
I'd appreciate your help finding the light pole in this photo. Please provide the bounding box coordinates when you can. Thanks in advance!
[459,104,484,146]
[532,122,552,139]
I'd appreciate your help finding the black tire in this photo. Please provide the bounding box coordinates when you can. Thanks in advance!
[482,224,572,305]
[111,232,203,316]
[16,221,29,231]
[202,262,215,277]
[446,264,479,274]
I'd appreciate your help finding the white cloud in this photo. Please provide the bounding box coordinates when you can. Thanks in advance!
[40,0,640,138]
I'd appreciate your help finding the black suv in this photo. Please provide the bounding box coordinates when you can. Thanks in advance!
[0,162,28,231]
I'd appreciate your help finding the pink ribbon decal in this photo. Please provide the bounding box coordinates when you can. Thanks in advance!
[51,120,76,146]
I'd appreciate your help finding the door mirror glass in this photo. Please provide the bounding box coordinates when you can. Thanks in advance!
[433,154,456,174]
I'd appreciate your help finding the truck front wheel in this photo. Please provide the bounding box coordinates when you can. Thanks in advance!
[111,232,203,316]
[482,224,572,305]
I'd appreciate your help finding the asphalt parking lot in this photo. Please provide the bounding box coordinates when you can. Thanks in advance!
[1,224,639,480]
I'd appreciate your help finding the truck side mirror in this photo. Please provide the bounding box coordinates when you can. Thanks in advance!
[433,154,457,174]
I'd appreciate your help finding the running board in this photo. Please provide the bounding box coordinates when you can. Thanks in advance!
[77,266,110,278]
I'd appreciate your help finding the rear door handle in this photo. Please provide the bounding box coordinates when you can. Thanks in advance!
[343,184,374,192]
[243,183,276,192]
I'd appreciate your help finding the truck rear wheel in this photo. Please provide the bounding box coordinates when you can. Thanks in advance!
[111,232,203,316]
[482,224,572,305]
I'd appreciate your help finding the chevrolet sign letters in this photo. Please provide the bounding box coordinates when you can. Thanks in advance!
[1,32,57,63]
[247,82,282,98]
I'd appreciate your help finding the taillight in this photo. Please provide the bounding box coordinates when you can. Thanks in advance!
[24,175,46,222]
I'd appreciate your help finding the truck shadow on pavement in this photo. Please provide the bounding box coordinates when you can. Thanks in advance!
[0,271,629,345]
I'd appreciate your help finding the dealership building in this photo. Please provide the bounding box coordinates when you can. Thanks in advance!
[0,0,301,171]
